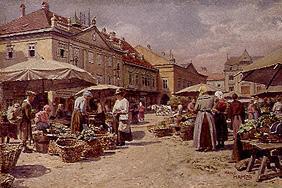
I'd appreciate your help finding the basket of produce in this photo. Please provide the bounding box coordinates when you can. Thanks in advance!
[179,121,194,141]
[0,173,14,188]
[56,138,84,163]
[238,120,257,140]
[48,140,60,155]
[82,139,103,158]
[96,133,117,150]
[0,143,23,173]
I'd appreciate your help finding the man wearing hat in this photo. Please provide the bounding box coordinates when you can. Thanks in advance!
[112,88,132,146]
[71,90,93,133]
[20,90,36,153]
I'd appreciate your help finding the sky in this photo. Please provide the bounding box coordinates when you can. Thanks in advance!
[1,0,282,73]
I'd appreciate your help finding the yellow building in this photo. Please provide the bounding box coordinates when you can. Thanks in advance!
[0,2,159,107]
[135,45,207,104]
[0,3,122,88]
[100,30,159,106]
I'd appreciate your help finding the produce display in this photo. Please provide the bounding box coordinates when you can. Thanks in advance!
[238,114,282,140]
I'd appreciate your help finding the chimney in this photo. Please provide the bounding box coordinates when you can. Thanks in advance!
[42,1,49,11]
[109,31,116,38]
[20,4,26,17]
[102,27,107,33]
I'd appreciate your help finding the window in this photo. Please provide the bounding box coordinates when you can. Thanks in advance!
[28,44,35,57]
[96,75,103,84]
[177,79,181,89]
[229,86,234,91]
[73,48,80,66]
[229,75,234,80]
[142,76,145,86]
[163,79,168,89]
[152,78,155,87]
[97,54,102,65]
[60,49,65,58]
[187,81,192,87]
[108,76,111,84]
[217,84,221,88]
[6,45,14,59]
[129,73,134,85]
[88,52,94,64]
[74,57,78,66]
[241,85,250,94]
[108,57,113,67]
[135,75,139,86]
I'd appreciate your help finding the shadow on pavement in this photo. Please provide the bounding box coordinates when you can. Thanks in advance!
[132,130,146,140]
[127,141,161,146]
[11,164,51,179]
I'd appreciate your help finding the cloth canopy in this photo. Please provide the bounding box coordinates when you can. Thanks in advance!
[241,47,282,88]
[175,83,219,96]
[75,84,122,96]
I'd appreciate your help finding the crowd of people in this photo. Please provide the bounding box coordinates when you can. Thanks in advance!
[2,88,149,152]
[189,85,282,162]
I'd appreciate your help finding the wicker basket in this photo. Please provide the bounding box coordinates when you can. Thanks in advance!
[0,173,14,188]
[82,139,104,158]
[56,138,84,163]
[179,125,194,141]
[48,140,60,155]
[0,143,23,173]
[153,127,173,137]
[96,134,117,150]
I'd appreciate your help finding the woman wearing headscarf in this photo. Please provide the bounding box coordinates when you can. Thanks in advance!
[71,90,93,133]
[193,86,217,152]
[112,88,132,146]
[34,105,52,133]
[138,101,145,122]
[213,91,228,149]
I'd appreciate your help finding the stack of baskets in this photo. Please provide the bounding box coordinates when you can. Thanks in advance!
[0,143,23,173]
[56,138,84,163]
[0,173,14,188]
[82,139,103,158]
[96,134,117,150]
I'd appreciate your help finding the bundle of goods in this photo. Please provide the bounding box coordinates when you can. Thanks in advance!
[256,114,279,134]
[260,120,282,143]
[237,120,257,140]
[0,143,22,173]
[82,139,103,158]
[0,173,14,188]
[155,105,172,116]
[179,120,194,141]
[55,138,84,163]
[77,128,96,142]
[49,122,71,136]
[33,131,50,153]
[96,133,117,150]
[149,121,173,137]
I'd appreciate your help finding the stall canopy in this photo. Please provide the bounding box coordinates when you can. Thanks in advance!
[75,84,122,96]
[175,83,220,96]
[241,47,282,88]
[253,86,282,98]
[0,57,96,91]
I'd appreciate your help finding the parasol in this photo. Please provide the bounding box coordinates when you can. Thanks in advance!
[241,47,282,88]
[0,57,96,91]
[75,84,122,96]
[175,83,219,96]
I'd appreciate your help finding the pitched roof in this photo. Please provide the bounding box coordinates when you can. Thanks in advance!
[135,45,170,65]
[225,49,256,66]
[100,33,156,70]
[207,73,225,81]
[0,8,82,36]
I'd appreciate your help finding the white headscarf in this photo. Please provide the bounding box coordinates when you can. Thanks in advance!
[215,91,223,99]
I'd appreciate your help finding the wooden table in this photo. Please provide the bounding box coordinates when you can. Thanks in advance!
[242,140,282,182]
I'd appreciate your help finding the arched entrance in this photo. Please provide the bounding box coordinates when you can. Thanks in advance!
[160,94,170,105]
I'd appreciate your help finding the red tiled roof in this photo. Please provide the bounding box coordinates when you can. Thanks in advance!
[0,9,51,35]
[101,32,156,70]
[207,73,225,81]
[0,8,77,35]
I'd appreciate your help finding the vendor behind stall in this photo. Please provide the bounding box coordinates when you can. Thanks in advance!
[55,103,66,119]
[34,105,52,133]
[7,103,22,138]
[71,90,93,133]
